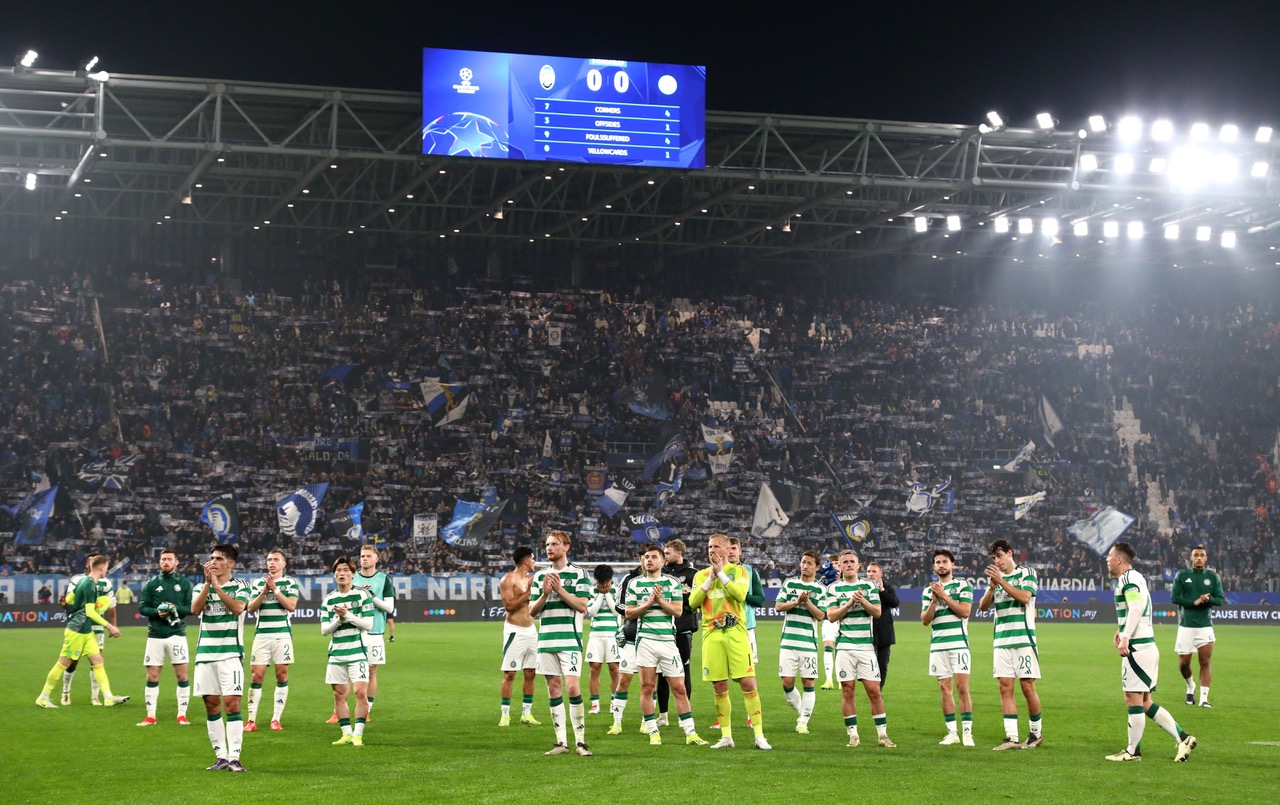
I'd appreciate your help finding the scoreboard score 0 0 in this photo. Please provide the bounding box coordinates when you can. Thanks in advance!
[422,47,706,169]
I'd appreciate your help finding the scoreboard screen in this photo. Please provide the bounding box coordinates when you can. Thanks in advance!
[422,47,706,169]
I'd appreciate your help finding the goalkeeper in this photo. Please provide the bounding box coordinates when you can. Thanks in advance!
[136,549,195,726]
[688,533,771,751]
[36,554,128,709]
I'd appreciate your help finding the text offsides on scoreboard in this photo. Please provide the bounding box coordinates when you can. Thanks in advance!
[421,48,706,169]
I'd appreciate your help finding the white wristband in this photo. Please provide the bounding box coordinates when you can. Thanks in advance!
[717,571,731,586]
[701,577,714,592]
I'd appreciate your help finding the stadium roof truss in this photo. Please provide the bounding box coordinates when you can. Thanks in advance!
[2,66,1279,270]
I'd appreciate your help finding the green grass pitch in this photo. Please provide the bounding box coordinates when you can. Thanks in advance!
[6,622,1279,803]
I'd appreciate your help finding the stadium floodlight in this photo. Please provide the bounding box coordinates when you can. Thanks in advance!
[1088,115,1107,133]
[1164,224,1180,240]
[914,216,928,233]
[1256,126,1273,143]
[19,50,37,68]
[1211,154,1238,183]
[1036,112,1054,130]
[1117,116,1142,142]
[1169,146,1211,189]
[1127,221,1144,240]
[1079,153,1099,172]
[24,172,37,190]
[1190,122,1210,142]
[1151,119,1174,141]
[1018,217,1034,235]
[986,111,1004,130]
[1196,225,1211,242]
[1252,161,1269,178]
[1114,154,1135,174]
[1073,221,1089,237]
[1041,218,1059,237]
[1221,230,1237,248]
[946,215,961,231]
[1103,220,1120,238]
[1220,124,1239,143]
[994,215,1010,233]
[84,56,99,72]
[1149,157,1168,173]
[87,70,110,83]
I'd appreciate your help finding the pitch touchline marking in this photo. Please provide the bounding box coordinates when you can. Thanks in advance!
[1246,741,1280,746]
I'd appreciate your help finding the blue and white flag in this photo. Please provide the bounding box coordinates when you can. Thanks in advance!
[751,482,789,538]
[1067,506,1136,558]
[905,477,952,518]
[595,477,635,517]
[642,432,686,481]
[1001,441,1037,472]
[615,374,670,421]
[625,512,673,543]
[200,493,242,542]
[441,498,507,549]
[654,472,684,509]
[420,378,470,426]
[1013,491,1046,521]
[701,424,735,476]
[77,453,139,491]
[276,483,329,538]
[2,485,58,545]
[412,513,438,540]
[330,502,365,541]
[745,327,771,352]
[833,510,877,549]
[1039,395,1064,449]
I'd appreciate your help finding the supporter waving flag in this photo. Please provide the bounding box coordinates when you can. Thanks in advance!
[420,378,470,426]
[441,497,506,548]
[276,482,329,538]
[615,373,670,420]
[594,477,635,517]
[751,482,789,538]
[642,430,686,480]
[1066,506,1135,557]
[199,492,241,542]
[2,485,58,545]
[329,501,364,540]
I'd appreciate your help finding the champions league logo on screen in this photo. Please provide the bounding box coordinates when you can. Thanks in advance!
[452,67,480,95]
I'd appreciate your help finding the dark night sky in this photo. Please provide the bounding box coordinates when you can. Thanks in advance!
[5,1,1280,128]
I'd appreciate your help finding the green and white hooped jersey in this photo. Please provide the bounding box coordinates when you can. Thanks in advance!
[530,563,592,653]
[194,578,250,663]
[1113,568,1154,646]
[622,575,683,643]
[321,587,373,664]
[991,566,1038,649]
[829,578,879,651]
[922,578,972,652]
[250,574,301,636]
[353,570,394,635]
[776,577,826,652]
[588,590,621,635]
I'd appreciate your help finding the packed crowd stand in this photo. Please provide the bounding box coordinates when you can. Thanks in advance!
[1,266,1277,595]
